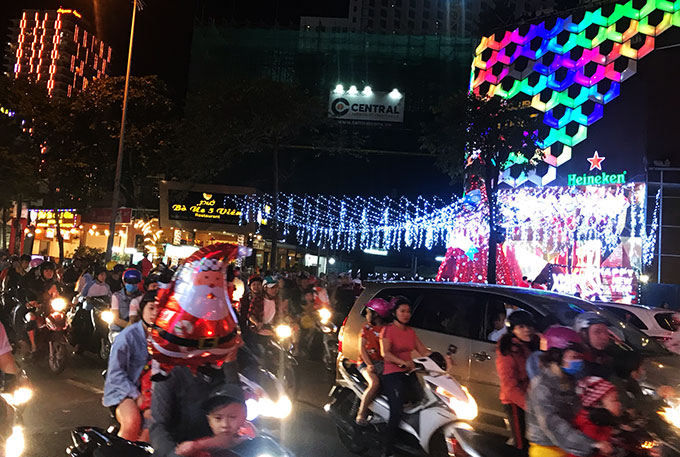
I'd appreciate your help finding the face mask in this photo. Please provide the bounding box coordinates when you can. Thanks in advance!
[562,359,584,377]
[125,283,138,293]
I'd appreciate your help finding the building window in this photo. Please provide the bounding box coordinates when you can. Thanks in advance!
[408,9,415,18]
[381,9,388,17]
[409,0,416,7]
[380,19,387,28]
[353,6,358,12]
[353,17,357,22]
[382,0,388,5]
[408,20,414,29]
[394,19,401,28]
[368,8,375,16]
[423,11,430,19]
[368,18,374,27]
[369,0,375,5]
[422,21,428,29]
[423,0,431,9]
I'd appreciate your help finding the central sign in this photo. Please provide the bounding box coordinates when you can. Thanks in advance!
[328,90,405,123]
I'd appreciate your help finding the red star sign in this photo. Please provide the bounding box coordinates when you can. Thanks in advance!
[587,151,605,171]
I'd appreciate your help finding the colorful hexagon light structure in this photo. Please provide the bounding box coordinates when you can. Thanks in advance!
[471,0,680,186]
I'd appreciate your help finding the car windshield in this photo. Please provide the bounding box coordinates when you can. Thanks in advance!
[528,293,669,355]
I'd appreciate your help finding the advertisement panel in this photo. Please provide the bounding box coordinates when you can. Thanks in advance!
[328,90,405,123]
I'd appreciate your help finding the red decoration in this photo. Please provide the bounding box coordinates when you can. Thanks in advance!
[586,151,605,171]
[150,243,249,372]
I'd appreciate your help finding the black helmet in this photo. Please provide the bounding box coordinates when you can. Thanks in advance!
[19,254,31,263]
[40,261,56,272]
[506,310,536,331]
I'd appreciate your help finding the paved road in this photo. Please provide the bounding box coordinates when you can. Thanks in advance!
[22,353,355,457]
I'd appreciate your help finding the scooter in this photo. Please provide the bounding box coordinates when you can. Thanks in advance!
[317,308,338,373]
[67,296,113,361]
[65,426,294,457]
[0,372,34,457]
[326,354,479,457]
[12,297,71,374]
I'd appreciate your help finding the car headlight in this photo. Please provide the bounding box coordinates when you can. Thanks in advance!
[318,308,332,325]
[435,385,478,421]
[100,310,114,325]
[275,324,292,340]
[660,402,680,429]
[5,425,24,457]
[51,298,67,312]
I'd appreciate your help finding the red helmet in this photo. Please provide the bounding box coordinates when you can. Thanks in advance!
[544,326,583,351]
[366,298,392,319]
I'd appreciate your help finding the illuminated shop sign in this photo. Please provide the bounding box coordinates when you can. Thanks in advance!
[551,267,637,303]
[29,209,78,229]
[168,190,241,225]
[328,87,405,123]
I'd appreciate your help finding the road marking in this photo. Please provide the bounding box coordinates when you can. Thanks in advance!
[65,379,104,395]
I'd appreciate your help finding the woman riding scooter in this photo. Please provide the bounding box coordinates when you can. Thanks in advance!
[380,296,431,457]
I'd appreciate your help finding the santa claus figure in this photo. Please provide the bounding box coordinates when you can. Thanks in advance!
[150,243,250,374]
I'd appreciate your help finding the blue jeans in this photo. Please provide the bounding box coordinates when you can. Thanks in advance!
[381,371,422,454]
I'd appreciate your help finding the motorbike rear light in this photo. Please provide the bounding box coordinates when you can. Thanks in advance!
[337,315,349,354]
[446,436,470,457]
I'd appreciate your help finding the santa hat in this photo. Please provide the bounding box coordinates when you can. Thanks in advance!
[150,243,251,372]
[576,376,617,408]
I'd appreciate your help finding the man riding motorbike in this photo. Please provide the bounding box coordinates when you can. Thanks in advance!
[573,312,614,379]
[106,264,125,294]
[109,269,143,336]
[102,290,159,442]
[18,261,60,355]
[2,255,30,295]
[246,276,283,355]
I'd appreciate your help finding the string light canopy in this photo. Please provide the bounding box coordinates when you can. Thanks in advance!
[227,184,659,266]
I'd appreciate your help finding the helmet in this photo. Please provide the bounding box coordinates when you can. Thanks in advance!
[106,261,118,271]
[248,275,263,286]
[122,268,142,284]
[573,312,610,333]
[544,326,583,351]
[506,310,535,330]
[263,276,278,288]
[112,264,126,274]
[40,261,56,272]
[366,298,392,319]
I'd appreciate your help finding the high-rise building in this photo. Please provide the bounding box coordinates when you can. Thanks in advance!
[5,9,112,97]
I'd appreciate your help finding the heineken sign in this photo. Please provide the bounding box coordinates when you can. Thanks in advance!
[567,171,627,186]
[566,151,627,187]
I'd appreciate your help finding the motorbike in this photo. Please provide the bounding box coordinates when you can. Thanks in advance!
[12,296,71,374]
[67,296,113,361]
[326,354,479,457]
[298,308,338,373]
[65,426,294,457]
[243,323,298,400]
[0,372,33,457]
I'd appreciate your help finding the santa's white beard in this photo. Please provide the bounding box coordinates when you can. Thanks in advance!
[177,284,231,321]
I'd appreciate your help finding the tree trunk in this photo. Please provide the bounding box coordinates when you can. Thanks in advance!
[270,144,279,270]
[55,210,64,264]
[2,207,6,250]
[486,167,498,285]
[13,194,22,255]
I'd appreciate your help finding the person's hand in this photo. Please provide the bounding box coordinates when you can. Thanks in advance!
[175,441,200,456]
[595,441,613,455]
[402,360,416,371]
[366,364,375,374]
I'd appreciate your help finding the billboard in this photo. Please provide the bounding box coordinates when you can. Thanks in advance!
[159,181,258,232]
[328,89,405,123]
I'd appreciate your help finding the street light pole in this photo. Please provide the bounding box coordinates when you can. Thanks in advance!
[106,0,138,261]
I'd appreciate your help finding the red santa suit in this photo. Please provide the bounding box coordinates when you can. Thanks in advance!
[150,243,249,373]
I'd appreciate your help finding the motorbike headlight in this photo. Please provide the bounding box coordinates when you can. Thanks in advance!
[51,298,67,312]
[257,395,293,419]
[1,387,33,407]
[275,324,292,340]
[660,402,680,429]
[5,425,24,457]
[245,397,260,421]
[319,308,332,325]
[100,310,114,325]
[435,385,478,421]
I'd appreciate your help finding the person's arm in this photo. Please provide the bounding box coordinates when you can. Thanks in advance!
[0,324,17,374]
[150,372,182,457]
[496,352,527,410]
[530,380,596,457]
[358,333,374,369]
[414,333,430,357]
[102,337,140,407]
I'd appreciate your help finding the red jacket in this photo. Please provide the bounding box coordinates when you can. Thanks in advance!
[569,409,611,457]
[496,335,532,409]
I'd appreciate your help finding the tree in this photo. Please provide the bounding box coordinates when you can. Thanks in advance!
[177,78,332,268]
[421,91,542,284]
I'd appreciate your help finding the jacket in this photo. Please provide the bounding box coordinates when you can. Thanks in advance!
[496,335,532,409]
[102,321,149,407]
[568,409,611,457]
[526,363,595,457]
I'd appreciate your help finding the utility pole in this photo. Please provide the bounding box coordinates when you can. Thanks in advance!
[106,0,139,261]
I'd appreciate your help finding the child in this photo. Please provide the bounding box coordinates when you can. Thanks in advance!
[570,376,621,457]
[175,386,251,457]
[355,297,391,425]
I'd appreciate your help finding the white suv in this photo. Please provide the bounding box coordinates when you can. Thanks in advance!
[596,303,680,341]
